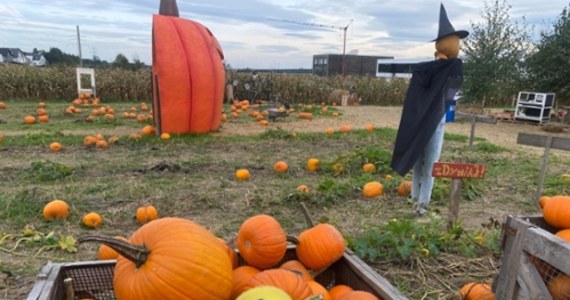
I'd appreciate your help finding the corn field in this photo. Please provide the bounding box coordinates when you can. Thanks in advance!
[0,64,409,104]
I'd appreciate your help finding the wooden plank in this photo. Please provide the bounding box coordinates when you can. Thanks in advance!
[494,215,531,299]
[26,263,58,300]
[523,227,570,275]
[455,112,498,124]
[432,162,486,179]
[516,253,553,300]
[343,249,409,300]
[535,137,552,205]
[517,132,570,151]
[447,179,462,226]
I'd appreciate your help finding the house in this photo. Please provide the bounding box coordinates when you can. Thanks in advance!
[313,54,394,77]
[0,48,29,64]
[24,50,48,67]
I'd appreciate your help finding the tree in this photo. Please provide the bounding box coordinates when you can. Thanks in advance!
[44,47,80,66]
[527,6,570,103]
[462,0,532,107]
[112,53,130,69]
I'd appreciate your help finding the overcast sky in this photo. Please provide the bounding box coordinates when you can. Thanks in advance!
[0,0,568,68]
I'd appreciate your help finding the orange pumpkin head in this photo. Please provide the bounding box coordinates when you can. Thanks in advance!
[78,217,233,300]
[152,0,225,134]
[236,214,287,269]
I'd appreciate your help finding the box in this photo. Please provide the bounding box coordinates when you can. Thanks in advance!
[28,247,408,300]
[493,215,570,299]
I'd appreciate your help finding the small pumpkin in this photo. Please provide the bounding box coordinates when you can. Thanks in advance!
[24,115,36,124]
[548,274,570,300]
[337,291,378,300]
[82,212,103,228]
[298,112,313,120]
[543,195,570,228]
[326,128,334,135]
[235,169,251,181]
[236,214,287,269]
[244,269,312,300]
[397,180,412,197]
[49,142,63,152]
[274,161,289,174]
[135,205,158,225]
[0,101,6,109]
[307,281,331,300]
[38,115,49,123]
[556,229,570,242]
[459,282,494,300]
[78,217,233,300]
[366,124,374,132]
[160,132,171,140]
[362,181,383,198]
[42,199,70,220]
[339,124,351,133]
[141,125,156,136]
[231,266,261,300]
[362,163,376,173]
[307,158,320,172]
[539,195,550,209]
[36,108,47,116]
[97,236,128,260]
[83,136,98,146]
[297,184,310,194]
[280,260,313,282]
[294,223,346,270]
[237,286,292,300]
[329,285,353,300]
[95,140,108,149]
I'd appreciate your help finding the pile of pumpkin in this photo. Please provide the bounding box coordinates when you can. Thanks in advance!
[80,214,382,300]
[528,195,570,299]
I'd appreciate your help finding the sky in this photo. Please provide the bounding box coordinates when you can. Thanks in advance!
[0,0,568,69]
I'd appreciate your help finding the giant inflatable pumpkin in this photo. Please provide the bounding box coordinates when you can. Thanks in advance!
[152,0,225,134]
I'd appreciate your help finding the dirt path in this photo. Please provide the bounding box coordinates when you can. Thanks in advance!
[217,106,570,158]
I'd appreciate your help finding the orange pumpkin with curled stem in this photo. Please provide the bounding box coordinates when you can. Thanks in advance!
[78,217,233,300]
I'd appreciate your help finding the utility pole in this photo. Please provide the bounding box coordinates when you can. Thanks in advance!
[268,18,353,76]
[76,25,83,67]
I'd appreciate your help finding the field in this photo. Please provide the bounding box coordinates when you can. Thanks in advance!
[1,98,569,299]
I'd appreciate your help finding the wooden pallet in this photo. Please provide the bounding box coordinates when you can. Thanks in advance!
[494,112,514,122]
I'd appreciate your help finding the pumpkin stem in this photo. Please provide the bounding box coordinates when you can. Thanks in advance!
[78,235,150,268]
[300,202,315,227]
[159,0,179,17]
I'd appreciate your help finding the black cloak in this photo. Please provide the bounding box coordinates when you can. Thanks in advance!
[390,58,463,176]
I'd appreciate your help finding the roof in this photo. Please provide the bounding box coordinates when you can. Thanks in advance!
[0,48,25,58]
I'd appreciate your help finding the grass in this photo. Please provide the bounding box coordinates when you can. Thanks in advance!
[1,100,569,298]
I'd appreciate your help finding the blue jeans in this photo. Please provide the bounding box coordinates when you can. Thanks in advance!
[411,114,446,206]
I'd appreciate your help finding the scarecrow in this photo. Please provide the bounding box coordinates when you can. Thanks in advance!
[391,4,469,216]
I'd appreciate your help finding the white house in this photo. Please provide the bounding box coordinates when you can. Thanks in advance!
[25,51,48,67]
[0,48,48,66]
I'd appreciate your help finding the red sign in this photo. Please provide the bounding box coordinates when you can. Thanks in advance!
[432,162,486,179]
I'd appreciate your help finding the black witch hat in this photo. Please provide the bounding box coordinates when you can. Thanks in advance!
[433,3,469,41]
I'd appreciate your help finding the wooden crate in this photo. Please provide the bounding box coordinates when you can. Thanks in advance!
[493,215,570,299]
[28,247,408,300]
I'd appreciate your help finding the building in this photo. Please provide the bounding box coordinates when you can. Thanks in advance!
[313,54,394,77]
[0,48,48,66]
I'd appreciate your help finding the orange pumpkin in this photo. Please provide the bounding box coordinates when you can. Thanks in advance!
[235,169,251,181]
[83,136,98,146]
[82,212,103,228]
[307,281,331,300]
[459,282,495,300]
[556,229,570,242]
[329,285,353,300]
[339,124,351,133]
[366,124,374,132]
[539,195,551,209]
[218,238,238,270]
[38,115,49,123]
[548,274,570,300]
[543,195,570,228]
[307,158,320,172]
[231,266,261,300]
[49,142,63,152]
[24,115,36,124]
[295,223,346,270]
[362,163,376,173]
[244,269,312,300]
[280,260,313,282]
[236,214,287,269]
[296,185,310,194]
[152,0,225,134]
[337,291,378,300]
[274,161,289,174]
[78,217,233,300]
[298,112,313,120]
[160,132,171,140]
[135,205,159,225]
[97,236,128,260]
[95,140,108,149]
[141,125,156,136]
[326,128,334,135]
[363,181,383,198]
[42,200,70,220]
[397,180,412,196]
[0,102,6,109]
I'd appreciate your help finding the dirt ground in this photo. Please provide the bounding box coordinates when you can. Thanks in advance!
[217,106,570,158]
